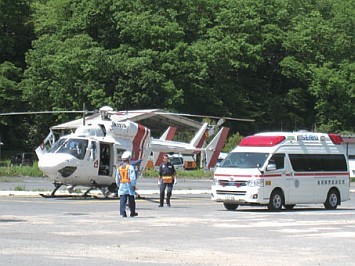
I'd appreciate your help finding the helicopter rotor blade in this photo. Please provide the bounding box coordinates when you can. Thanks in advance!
[0,110,95,116]
[0,108,255,123]
[152,111,255,123]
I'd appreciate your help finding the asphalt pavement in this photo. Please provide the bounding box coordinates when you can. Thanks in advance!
[0,176,213,197]
[1,188,355,266]
[0,176,354,197]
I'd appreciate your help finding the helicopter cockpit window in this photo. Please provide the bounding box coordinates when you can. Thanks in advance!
[48,138,67,154]
[51,138,88,160]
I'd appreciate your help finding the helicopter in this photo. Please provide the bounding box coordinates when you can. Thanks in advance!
[1,106,254,197]
[33,106,237,197]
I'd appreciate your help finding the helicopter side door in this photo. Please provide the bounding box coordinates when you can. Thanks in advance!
[98,142,113,176]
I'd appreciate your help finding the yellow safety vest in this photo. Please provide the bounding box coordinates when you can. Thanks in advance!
[162,176,173,184]
[119,164,130,183]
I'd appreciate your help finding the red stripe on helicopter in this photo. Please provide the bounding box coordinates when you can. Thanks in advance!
[207,127,230,169]
[132,124,149,160]
[140,127,150,160]
[194,130,208,154]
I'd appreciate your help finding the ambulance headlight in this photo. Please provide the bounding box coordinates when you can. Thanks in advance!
[247,179,264,187]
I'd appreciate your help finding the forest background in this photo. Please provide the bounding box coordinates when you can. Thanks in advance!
[0,0,354,155]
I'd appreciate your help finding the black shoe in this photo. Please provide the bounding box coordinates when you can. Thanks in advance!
[158,204,163,207]
[130,213,138,217]
[167,203,171,207]
[120,214,127,218]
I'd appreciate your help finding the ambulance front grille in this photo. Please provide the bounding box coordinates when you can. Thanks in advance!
[216,190,246,196]
[218,180,247,187]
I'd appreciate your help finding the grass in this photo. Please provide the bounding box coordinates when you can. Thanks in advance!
[142,168,213,179]
[14,185,26,191]
[0,161,44,177]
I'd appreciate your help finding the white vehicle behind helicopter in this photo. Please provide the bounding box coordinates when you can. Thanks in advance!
[35,106,235,197]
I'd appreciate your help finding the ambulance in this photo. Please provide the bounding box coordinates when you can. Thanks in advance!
[211,131,350,211]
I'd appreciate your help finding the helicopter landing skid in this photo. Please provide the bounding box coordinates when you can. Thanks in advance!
[39,193,92,198]
[39,182,63,198]
[91,194,147,200]
[39,184,94,198]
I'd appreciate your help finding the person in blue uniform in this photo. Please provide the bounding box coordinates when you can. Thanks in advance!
[115,151,138,217]
[158,154,177,207]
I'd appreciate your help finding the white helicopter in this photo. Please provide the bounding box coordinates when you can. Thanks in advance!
[33,106,239,197]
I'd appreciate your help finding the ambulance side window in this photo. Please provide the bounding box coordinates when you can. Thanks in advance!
[269,154,285,170]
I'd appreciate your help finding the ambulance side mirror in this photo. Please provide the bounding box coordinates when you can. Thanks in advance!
[267,163,276,171]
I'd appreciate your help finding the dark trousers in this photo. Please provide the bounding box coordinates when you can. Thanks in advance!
[160,183,174,206]
[120,194,135,216]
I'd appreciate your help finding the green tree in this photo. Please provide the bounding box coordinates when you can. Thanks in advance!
[309,62,354,132]
[0,0,34,67]
[223,132,243,152]
[282,0,354,132]
[18,0,355,148]
[0,0,34,151]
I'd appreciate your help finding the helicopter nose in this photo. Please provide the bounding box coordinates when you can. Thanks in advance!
[38,154,73,177]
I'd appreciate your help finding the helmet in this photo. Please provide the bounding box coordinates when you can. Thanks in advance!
[121,151,132,160]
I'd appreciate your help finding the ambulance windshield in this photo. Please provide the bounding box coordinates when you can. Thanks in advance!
[219,152,269,168]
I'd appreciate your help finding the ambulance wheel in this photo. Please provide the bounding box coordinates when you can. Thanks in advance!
[268,189,284,212]
[324,189,339,210]
[223,203,239,211]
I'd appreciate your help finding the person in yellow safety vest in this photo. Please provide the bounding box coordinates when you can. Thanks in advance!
[158,154,177,207]
[115,151,138,218]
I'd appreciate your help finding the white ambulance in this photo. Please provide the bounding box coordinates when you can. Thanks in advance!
[211,131,350,211]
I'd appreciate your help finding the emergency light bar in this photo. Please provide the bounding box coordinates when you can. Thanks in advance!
[240,136,285,147]
[328,134,343,145]
[240,133,343,147]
